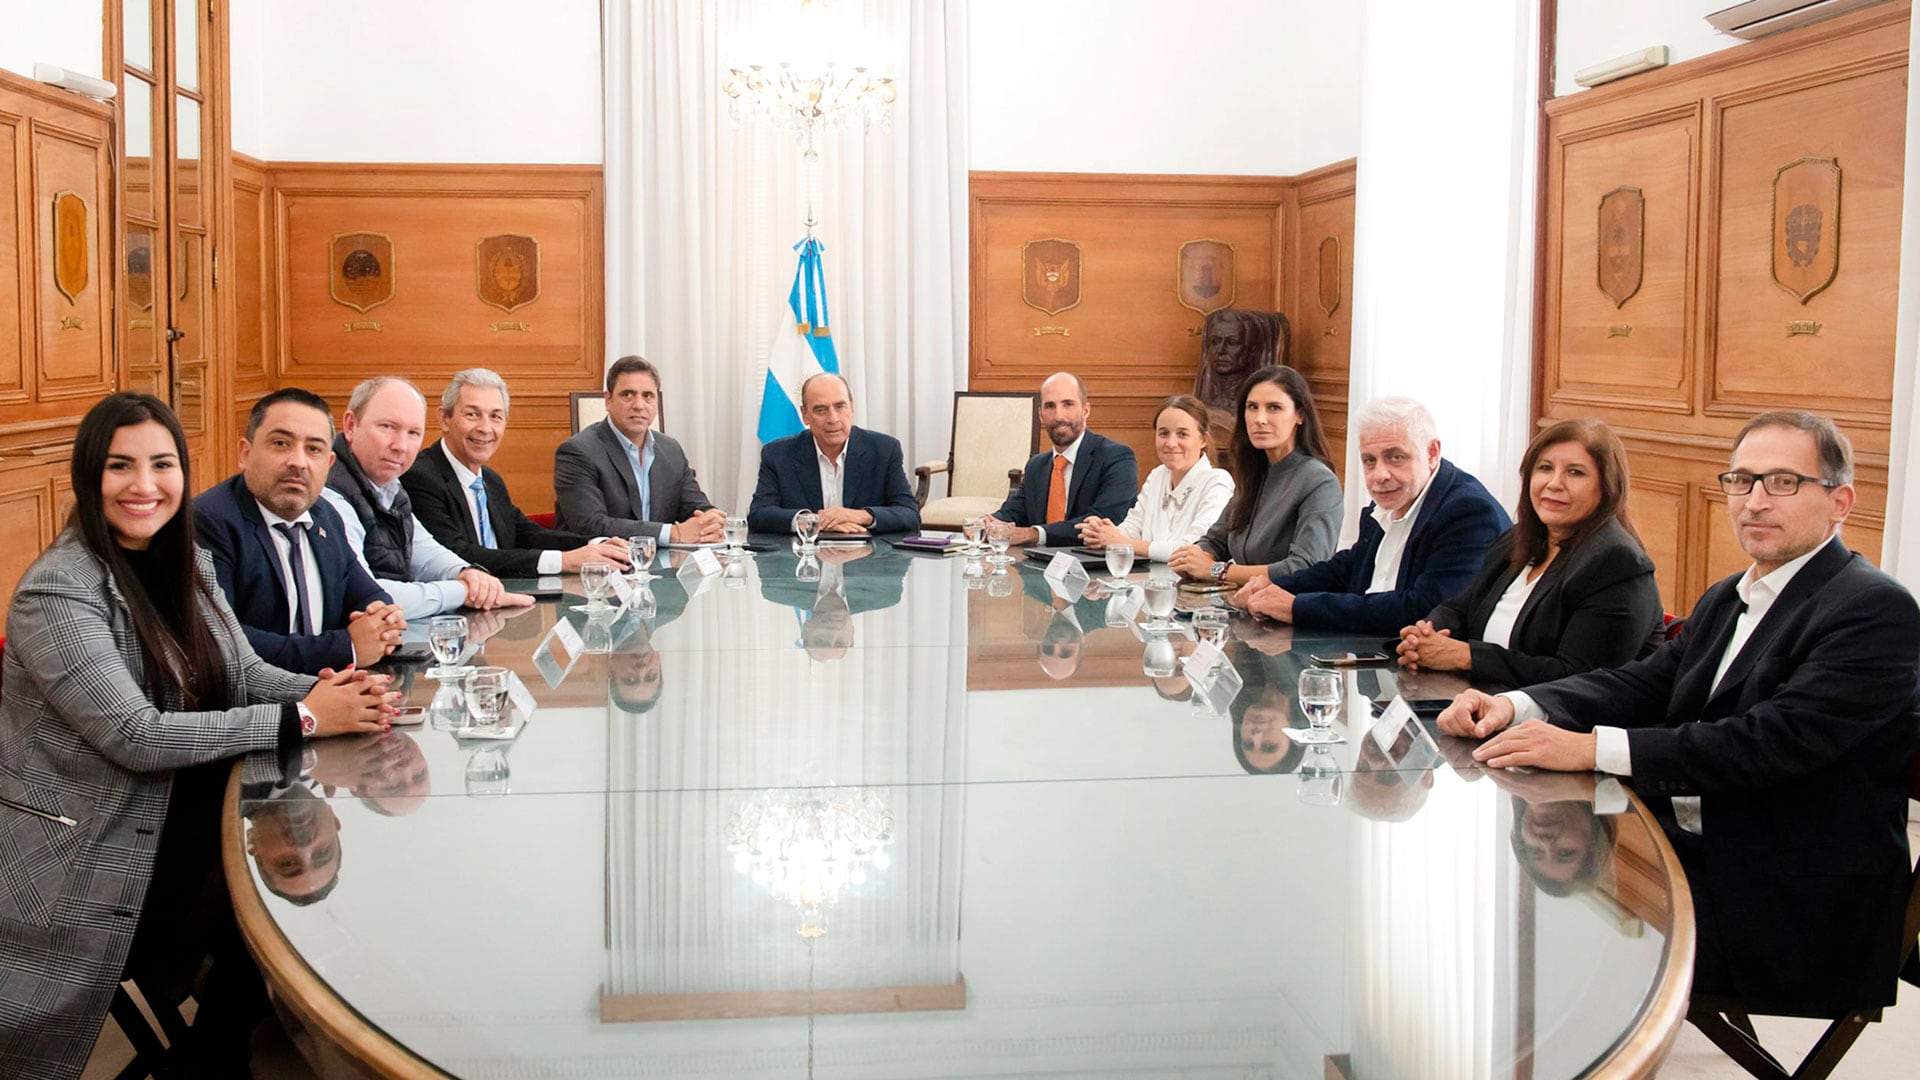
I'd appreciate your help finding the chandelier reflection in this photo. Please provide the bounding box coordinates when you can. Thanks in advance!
[720,0,895,163]
[726,785,895,938]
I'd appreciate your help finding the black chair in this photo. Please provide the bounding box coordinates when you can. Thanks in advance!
[108,971,194,1080]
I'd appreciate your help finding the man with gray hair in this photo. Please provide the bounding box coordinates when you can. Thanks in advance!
[403,368,632,577]
[323,376,532,619]
[1234,395,1506,633]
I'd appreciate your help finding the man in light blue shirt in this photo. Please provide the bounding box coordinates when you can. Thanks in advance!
[554,356,723,542]
[323,377,532,620]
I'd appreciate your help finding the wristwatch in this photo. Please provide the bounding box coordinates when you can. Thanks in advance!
[297,701,318,737]
[1210,561,1230,583]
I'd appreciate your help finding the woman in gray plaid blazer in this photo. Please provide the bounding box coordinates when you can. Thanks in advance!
[0,394,395,1080]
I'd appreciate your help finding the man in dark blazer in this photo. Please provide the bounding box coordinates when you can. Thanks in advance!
[195,388,404,674]
[747,372,920,534]
[553,355,725,544]
[994,371,1138,547]
[1442,411,1920,1017]
[404,369,632,577]
[1237,396,1508,635]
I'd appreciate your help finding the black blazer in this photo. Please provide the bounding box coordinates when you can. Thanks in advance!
[1527,538,1919,1014]
[193,473,392,674]
[553,420,713,537]
[1426,517,1663,688]
[402,440,591,578]
[747,427,920,534]
[996,430,1139,546]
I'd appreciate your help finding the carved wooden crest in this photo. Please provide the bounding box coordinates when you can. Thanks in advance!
[1177,239,1235,315]
[330,231,395,313]
[126,228,153,311]
[476,233,540,312]
[1597,186,1644,309]
[1021,237,1081,316]
[1317,236,1341,316]
[51,191,88,303]
[1772,156,1841,304]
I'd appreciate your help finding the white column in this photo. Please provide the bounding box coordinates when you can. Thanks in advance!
[1880,11,1920,588]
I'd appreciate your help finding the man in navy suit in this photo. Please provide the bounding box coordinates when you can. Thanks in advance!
[1442,411,1919,1017]
[747,373,920,534]
[1235,396,1508,635]
[994,371,1139,547]
[195,388,404,674]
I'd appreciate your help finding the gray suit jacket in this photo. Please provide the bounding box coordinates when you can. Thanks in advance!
[0,535,312,1080]
[553,419,713,537]
[1197,449,1342,574]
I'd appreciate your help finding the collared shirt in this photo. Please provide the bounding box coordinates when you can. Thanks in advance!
[1504,533,1840,835]
[255,499,323,635]
[443,441,565,575]
[320,484,472,620]
[1480,565,1543,649]
[607,419,672,543]
[815,438,848,510]
[1365,473,1436,594]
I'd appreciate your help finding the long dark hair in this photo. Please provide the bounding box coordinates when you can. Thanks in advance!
[68,393,229,709]
[1510,417,1640,572]
[1226,365,1333,533]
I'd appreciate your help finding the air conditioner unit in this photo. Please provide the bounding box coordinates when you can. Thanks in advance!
[1706,0,1887,40]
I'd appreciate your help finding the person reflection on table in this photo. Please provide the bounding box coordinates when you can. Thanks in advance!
[1036,609,1085,681]
[608,633,665,713]
[1229,646,1307,774]
[760,544,909,661]
[1512,796,1615,897]
[1345,735,1435,823]
[306,730,432,817]
[244,786,343,907]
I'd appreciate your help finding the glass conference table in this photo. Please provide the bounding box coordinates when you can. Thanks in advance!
[220,540,1691,1080]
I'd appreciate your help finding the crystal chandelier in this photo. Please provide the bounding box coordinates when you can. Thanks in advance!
[726,785,895,938]
[721,0,896,164]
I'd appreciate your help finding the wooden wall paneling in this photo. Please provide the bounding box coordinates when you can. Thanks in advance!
[0,98,22,404]
[0,463,57,615]
[1538,1,1907,613]
[226,151,271,478]
[31,119,115,404]
[267,163,605,513]
[1289,160,1357,484]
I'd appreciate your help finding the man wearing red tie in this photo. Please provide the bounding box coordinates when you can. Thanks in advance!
[994,371,1138,547]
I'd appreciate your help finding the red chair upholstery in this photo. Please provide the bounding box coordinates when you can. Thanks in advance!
[1662,612,1686,642]
[529,512,556,529]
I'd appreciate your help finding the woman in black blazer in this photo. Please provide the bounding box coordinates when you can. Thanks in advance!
[1395,418,1663,687]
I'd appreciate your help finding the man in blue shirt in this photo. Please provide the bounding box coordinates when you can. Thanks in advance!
[553,355,724,544]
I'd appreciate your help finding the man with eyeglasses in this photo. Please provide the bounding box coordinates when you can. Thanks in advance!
[1436,410,1918,1018]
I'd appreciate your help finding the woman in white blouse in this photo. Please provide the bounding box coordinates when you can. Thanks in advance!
[1077,395,1234,561]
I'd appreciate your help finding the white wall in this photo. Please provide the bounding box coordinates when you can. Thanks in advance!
[1555,0,1738,97]
[966,0,1362,176]
[231,0,601,163]
[0,1,105,83]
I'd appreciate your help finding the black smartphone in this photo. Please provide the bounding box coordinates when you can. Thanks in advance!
[1308,651,1392,665]
[1405,698,1454,717]
[386,643,432,663]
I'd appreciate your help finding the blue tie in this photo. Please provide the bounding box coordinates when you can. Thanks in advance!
[471,477,497,548]
[273,522,315,635]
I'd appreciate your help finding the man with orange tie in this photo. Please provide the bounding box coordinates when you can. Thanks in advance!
[994,371,1138,547]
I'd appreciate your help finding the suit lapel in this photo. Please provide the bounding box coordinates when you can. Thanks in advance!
[236,489,292,613]
[1065,434,1095,513]
[842,429,869,506]
[429,442,485,543]
[596,422,645,517]
[800,436,826,510]
[484,470,512,543]
[1702,540,1852,709]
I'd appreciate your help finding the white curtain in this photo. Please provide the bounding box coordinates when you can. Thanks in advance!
[1343,0,1541,530]
[1881,11,1920,589]
[602,0,970,512]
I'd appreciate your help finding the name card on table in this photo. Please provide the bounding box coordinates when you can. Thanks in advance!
[684,548,723,578]
[1180,641,1244,715]
[1104,589,1144,627]
[506,670,538,719]
[532,620,586,689]
[607,572,635,606]
[1370,694,1440,771]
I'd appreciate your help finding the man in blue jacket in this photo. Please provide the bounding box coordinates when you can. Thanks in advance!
[995,371,1139,547]
[1234,396,1507,635]
[748,372,920,535]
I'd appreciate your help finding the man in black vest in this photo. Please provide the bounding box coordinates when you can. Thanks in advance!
[321,377,530,619]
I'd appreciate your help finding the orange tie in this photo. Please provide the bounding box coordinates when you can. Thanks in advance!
[1046,453,1069,523]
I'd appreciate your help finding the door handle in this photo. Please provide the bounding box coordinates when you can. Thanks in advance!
[165,327,185,343]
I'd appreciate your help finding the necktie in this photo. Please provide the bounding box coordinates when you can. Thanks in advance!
[273,522,315,635]
[470,476,497,548]
[1046,453,1069,523]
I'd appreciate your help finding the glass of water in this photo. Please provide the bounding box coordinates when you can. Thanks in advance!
[1142,575,1177,629]
[962,516,987,554]
[1298,747,1343,805]
[1296,666,1346,745]
[723,516,750,557]
[1191,606,1229,648]
[463,666,511,732]
[628,534,657,579]
[985,518,1014,567]
[465,746,511,798]
[1103,544,1136,589]
[1141,637,1177,678]
[794,510,822,554]
[426,614,469,679]
[575,560,614,613]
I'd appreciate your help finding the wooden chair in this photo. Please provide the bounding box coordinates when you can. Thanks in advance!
[1684,746,1920,1079]
[914,392,1038,529]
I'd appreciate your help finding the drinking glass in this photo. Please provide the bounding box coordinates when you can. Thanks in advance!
[723,517,750,556]
[794,510,821,554]
[463,666,511,732]
[1141,637,1177,678]
[575,560,614,613]
[629,584,658,622]
[465,747,511,798]
[1298,747,1344,805]
[1142,576,1177,628]
[1191,606,1229,648]
[723,559,750,588]
[628,534,657,579]
[796,553,821,583]
[426,614,469,679]
[985,518,1014,567]
[962,516,987,554]
[1296,666,1346,745]
[428,681,465,730]
[581,617,614,655]
[1103,544,1136,588]
[986,573,1014,597]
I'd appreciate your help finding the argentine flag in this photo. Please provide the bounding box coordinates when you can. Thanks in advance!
[757,236,840,443]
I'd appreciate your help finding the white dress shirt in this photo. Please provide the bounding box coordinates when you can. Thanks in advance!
[1116,458,1235,562]
[442,441,564,575]
[1480,565,1543,649]
[321,485,472,620]
[814,438,847,510]
[1365,475,1436,594]
[255,500,324,635]
[1502,534,1839,835]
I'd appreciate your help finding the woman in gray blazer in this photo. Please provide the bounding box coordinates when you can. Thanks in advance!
[1168,365,1343,586]
[0,394,394,1080]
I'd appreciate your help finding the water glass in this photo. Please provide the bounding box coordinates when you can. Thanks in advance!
[428,681,465,730]
[628,534,657,577]
[1141,637,1177,678]
[723,517,749,555]
[794,510,822,553]
[1191,606,1229,648]
[426,614,469,678]
[1298,747,1343,805]
[1142,576,1177,627]
[962,516,987,554]
[985,518,1014,567]
[577,560,614,612]
[1296,666,1345,745]
[796,553,821,583]
[629,584,658,621]
[463,666,512,731]
[465,747,510,798]
[1103,544,1136,588]
[986,573,1014,598]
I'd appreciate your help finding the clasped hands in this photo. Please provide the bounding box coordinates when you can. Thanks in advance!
[346,600,406,666]
[669,508,727,545]
[1228,574,1297,622]
[1435,689,1598,772]
[1074,516,1130,551]
[302,665,403,738]
[815,507,873,534]
[1394,619,1470,672]
[456,567,534,610]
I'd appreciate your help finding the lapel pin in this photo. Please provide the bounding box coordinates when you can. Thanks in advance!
[318,527,327,538]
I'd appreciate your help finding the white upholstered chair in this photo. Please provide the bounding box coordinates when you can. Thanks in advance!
[915,391,1039,529]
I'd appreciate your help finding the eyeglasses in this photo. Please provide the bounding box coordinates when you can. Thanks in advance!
[1716,471,1837,497]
